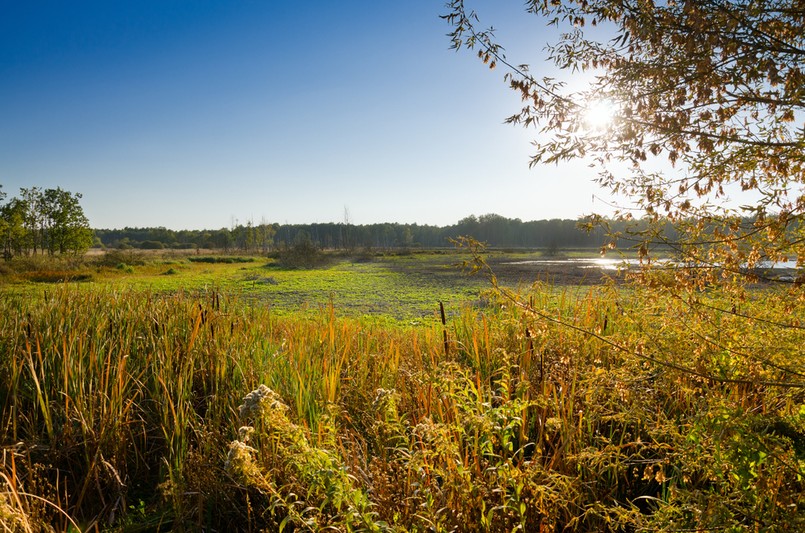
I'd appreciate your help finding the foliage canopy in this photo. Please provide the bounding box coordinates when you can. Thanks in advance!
[0,185,93,258]
[442,5,805,527]
[444,0,805,286]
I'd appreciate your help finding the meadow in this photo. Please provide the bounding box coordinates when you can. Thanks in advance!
[1,249,803,531]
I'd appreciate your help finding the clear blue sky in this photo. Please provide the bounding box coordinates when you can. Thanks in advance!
[0,1,612,230]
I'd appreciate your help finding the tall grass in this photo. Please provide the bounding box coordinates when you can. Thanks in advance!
[1,282,803,531]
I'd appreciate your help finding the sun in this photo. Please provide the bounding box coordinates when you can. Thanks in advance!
[583,99,617,131]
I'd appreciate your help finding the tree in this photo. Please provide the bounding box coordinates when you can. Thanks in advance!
[19,187,44,254]
[39,188,93,255]
[0,186,9,259]
[444,5,805,528]
[209,228,234,251]
[443,0,805,288]
[0,198,30,259]
[0,186,92,257]
[257,219,277,254]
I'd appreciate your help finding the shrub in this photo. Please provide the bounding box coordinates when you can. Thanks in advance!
[225,386,383,531]
[93,250,147,268]
[187,256,255,264]
[277,239,328,269]
[24,271,93,283]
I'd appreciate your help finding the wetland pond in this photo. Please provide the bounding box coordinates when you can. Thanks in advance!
[499,256,801,283]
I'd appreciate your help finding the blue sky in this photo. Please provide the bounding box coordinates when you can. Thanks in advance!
[0,1,612,230]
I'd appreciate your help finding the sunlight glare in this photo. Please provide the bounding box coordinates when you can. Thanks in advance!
[583,99,617,131]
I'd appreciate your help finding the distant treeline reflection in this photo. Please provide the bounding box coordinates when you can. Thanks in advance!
[93,214,658,252]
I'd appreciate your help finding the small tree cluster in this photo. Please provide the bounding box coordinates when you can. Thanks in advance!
[277,230,328,269]
[0,185,93,259]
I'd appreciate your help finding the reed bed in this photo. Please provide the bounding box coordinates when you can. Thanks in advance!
[1,283,803,531]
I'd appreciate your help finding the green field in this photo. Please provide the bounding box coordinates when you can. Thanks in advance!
[0,249,608,319]
[1,250,803,531]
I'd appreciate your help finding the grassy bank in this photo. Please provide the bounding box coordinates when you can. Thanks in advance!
[0,252,803,531]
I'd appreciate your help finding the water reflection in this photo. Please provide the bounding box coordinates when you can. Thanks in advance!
[507,257,800,271]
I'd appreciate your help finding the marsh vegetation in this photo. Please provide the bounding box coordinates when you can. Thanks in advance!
[0,249,803,531]
[3,0,804,529]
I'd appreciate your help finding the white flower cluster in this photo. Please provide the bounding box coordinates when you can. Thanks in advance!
[224,439,258,474]
[237,384,288,419]
[372,388,396,411]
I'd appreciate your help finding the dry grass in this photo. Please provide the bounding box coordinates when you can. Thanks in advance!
[0,279,803,531]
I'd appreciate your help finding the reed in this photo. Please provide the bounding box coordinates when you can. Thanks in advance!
[0,280,802,531]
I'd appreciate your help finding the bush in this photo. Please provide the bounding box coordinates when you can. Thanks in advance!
[92,250,146,268]
[187,256,255,264]
[24,271,93,283]
[225,386,381,530]
[277,239,329,269]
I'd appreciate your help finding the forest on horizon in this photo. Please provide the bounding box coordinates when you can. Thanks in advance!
[92,214,652,252]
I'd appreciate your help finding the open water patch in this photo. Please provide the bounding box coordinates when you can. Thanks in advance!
[506,257,801,271]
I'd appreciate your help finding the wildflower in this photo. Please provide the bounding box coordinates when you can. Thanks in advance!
[372,388,397,412]
[224,439,258,475]
[238,425,255,442]
[544,417,562,434]
[238,384,288,418]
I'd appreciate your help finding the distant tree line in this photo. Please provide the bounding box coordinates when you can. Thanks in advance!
[0,183,671,256]
[93,214,653,252]
[0,185,93,259]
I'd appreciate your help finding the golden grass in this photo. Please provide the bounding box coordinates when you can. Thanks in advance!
[0,282,803,531]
